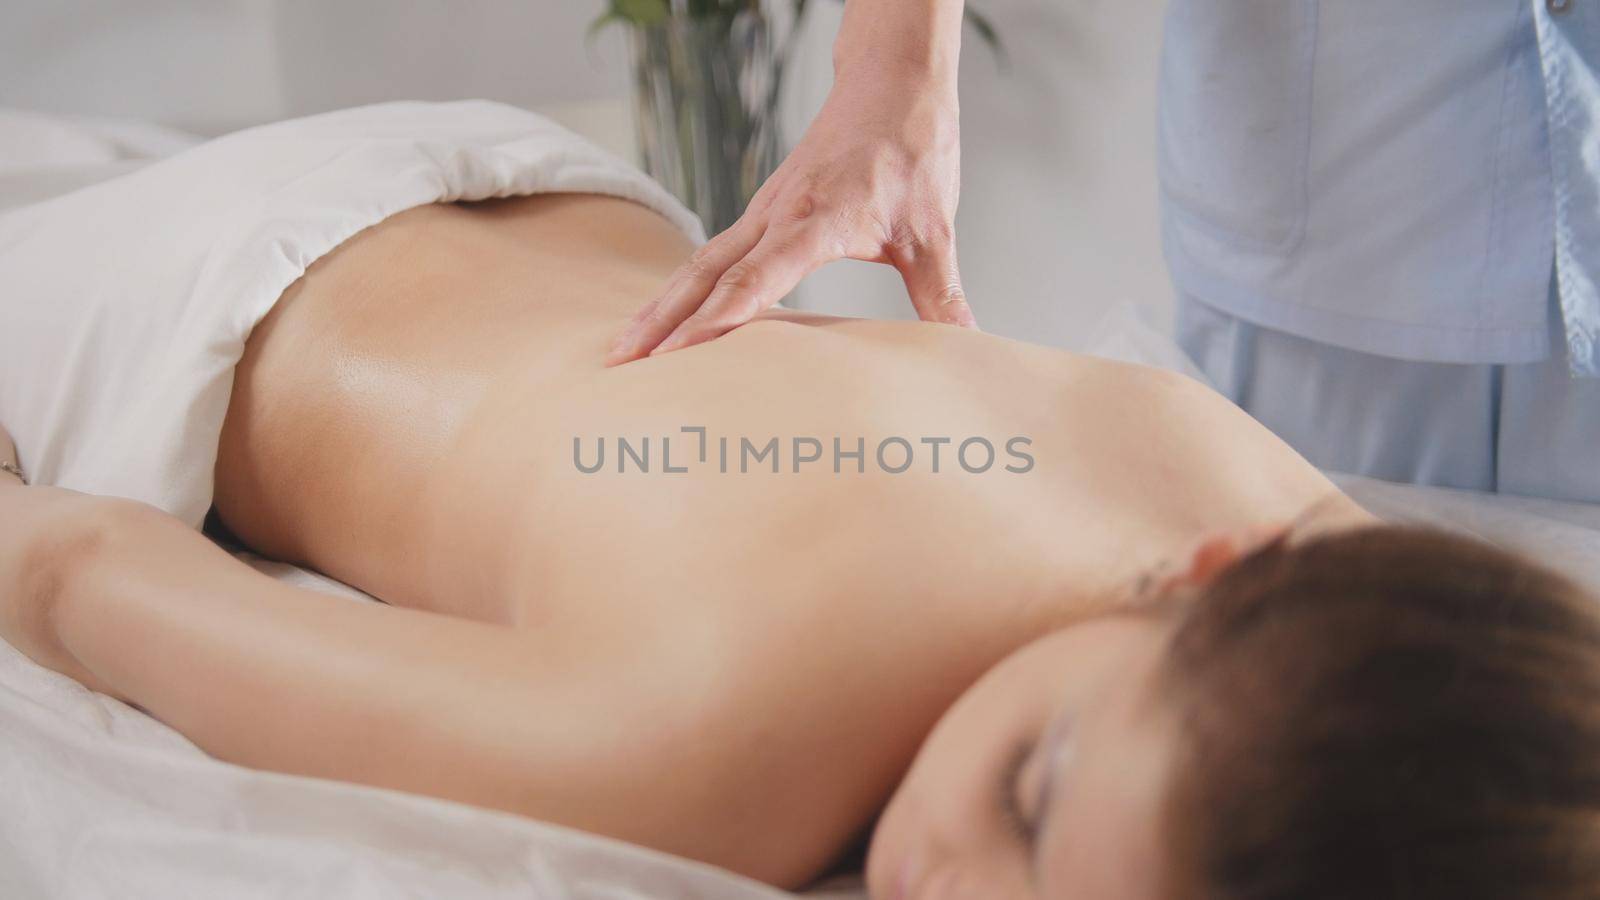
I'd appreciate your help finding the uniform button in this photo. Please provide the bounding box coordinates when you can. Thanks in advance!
[1550,0,1574,14]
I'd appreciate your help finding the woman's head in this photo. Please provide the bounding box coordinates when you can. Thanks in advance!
[865,518,1600,899]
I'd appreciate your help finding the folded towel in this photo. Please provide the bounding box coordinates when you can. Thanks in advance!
[0,100,703,527]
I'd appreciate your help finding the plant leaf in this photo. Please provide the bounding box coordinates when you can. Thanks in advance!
[587,11,622,42]
[590,0,671,35]
[963,8,1006,64]
[617,0,672,24]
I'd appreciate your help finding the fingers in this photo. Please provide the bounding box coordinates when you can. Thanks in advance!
[890,238,977,330]
[606,197,973,364]
[0,422,20,487]
[650,224,827,356]
[606,218,765,365]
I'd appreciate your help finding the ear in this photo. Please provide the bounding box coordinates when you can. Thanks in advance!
[1178,523,1290,587]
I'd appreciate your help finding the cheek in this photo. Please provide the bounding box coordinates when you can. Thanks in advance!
[881,666,1049,841]
[906,630,1097,807]
[869,779,1032,900]
[870,625,1155,893]
[911,671,1039,804]
[867,677,1019,879]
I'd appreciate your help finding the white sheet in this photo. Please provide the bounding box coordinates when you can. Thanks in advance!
[3,110,1599,900]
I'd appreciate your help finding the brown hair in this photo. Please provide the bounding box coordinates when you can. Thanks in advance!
[1160,525,1600,900]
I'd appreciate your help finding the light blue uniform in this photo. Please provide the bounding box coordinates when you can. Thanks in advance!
[1162,0,1600,503]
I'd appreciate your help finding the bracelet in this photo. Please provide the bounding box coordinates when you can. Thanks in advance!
[0,459,25,484]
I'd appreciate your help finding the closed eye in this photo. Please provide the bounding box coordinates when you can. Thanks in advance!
[998,738,1037,844]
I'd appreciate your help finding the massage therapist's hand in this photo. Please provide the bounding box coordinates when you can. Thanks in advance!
[607,0,976,364]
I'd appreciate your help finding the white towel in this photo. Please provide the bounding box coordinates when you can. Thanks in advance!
[0,100,705,527]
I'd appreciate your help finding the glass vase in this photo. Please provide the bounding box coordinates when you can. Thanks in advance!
[629,10,791,237]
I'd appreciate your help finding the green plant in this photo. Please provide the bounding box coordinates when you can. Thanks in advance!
[592,0,1004,61]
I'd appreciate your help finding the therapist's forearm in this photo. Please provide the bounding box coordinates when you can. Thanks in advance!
[833,0,965,85]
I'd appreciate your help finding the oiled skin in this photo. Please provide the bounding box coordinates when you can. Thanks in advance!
[211,194,1341,886]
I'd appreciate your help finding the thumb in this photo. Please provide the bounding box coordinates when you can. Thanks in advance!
[892,238,977,329]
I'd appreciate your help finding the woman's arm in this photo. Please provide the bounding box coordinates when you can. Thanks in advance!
[0,477,810,882]
[0,485,612,791]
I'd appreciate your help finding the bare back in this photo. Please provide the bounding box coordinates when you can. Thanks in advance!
[212,193,1340,878]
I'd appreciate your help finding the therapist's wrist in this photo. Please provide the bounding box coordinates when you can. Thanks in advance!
[834,51,959,100]
[832,0,963,89]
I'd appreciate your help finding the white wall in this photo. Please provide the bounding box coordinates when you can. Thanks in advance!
[0,1,632,136]
[0,0,1172,346]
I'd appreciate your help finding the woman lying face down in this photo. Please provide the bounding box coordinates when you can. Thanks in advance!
[6,421,1597,899]
[869,515,1600,900]
[2,194,1598,899]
